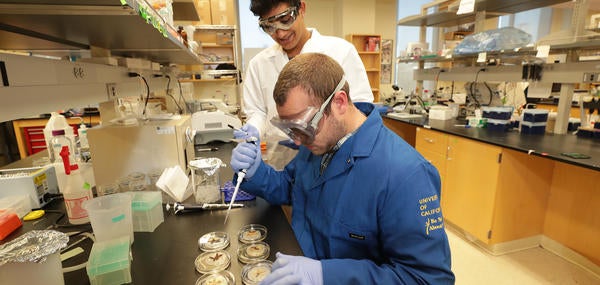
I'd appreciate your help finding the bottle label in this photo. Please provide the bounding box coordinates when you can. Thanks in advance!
[65,194,91,219]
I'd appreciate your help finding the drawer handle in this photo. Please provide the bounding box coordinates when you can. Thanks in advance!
[425,138,434,143]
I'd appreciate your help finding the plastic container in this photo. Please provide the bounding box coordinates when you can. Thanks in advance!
[96,182,120,196]
[238,224,267,244]
[86,236,132,285]
[194,250,231,274]
[242,261,273,285]
[190,158,223,204]
[568,118,581,131]
[195,270,235,285]
[522,109,549,122]
[51,129,76,164]
[0,195,31,218]
[0,230,68,285]
[486,119,511,132]
[237,241,270,264]
[0,209,22,240]
[130,191,163,232]
[83,193,134,244]
[520,121,547,135]
[43,112,75,162]
[482,106,513,120]
[222,181,255,203]
[62,167,94,225]
[198,231,230,252]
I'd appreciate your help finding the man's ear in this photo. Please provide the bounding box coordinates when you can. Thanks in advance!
[332,91,349,115]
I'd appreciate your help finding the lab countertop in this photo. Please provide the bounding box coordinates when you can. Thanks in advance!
[384,114,600,171]
[2,141,302,285]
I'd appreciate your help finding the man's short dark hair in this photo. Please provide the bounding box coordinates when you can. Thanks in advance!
[250,0,301,17]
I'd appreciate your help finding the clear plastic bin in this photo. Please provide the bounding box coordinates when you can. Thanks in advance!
[522,109,549,123]
[486,119,511,132]
[130,191,164,232]
[482,106,513,120]
[521,121,547,135]
[86,236,132,285]
[83,193,133,244]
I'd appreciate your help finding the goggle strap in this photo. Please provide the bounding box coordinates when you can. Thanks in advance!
[309,75,346,130]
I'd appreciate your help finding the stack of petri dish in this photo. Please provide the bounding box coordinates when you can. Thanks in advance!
[195,231,234,285]
[237,224,269,265]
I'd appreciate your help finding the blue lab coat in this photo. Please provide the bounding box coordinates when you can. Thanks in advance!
[240,103,455,284]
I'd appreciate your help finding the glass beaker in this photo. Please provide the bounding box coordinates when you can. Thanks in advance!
[189,158,223,204]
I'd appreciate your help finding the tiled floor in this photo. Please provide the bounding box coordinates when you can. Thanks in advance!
[447,227,600,284]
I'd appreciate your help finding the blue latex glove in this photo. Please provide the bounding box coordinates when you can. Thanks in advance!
[231,140,261,179]
[234,124,260,140]
[260,252,323,285]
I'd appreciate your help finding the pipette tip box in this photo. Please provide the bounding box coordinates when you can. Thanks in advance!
[129,191,164,232]
[222,181,255,203]
[86,236,132,285]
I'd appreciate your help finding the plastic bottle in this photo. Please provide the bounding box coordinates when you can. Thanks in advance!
[59,146,93,225]
[51,129,76,163]
[44,112,75,162]
[78,124,91,161]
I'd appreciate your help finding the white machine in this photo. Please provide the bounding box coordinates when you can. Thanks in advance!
[191,110,242,145]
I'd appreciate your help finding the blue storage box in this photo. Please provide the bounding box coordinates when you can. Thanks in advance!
[482,107,513,120]
[486,119,511,132]
[521,121,546,135]
[522,109,549,123]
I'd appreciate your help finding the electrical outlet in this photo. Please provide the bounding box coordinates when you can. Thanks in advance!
[106,83,117,97]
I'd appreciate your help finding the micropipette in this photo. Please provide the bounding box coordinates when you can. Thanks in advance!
[225,125,257,224]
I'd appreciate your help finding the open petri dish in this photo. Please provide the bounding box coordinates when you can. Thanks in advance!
[198,231,230,252]
[194,250,231,274]
[237,241,270,264]
[195,270,235,285]
[238,224,267,244]
[242,261,273,285]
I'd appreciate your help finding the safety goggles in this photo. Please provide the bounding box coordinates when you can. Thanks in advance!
[271,76,346,144]
[258,6,299,34]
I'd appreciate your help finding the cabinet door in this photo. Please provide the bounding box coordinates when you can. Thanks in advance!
[415,128,448,208]
[444,135,501,243]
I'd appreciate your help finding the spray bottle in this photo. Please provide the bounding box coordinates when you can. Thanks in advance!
[59,146,93,225]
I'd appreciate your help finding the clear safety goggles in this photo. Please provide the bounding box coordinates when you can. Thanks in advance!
[258,6,299,35]
[270,76,346,144]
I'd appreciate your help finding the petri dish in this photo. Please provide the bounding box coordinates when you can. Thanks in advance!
[198,231,230,252]
[238,224,267,244]
[242,261,273,285]
[194,250,231,274]
[237,241,270,264]
[195,270,235,285]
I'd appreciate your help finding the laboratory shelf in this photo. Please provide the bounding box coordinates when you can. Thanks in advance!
[0,0,201,65]
[397,0,571,27]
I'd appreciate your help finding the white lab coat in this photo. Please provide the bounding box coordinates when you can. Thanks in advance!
[242,28,374,169]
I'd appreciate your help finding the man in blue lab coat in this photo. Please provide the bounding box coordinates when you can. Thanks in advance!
[231,53,454,284]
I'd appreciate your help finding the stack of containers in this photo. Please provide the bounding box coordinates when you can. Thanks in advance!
[129,191,164,232]
[521,109,549,134]
[482,106,513,132]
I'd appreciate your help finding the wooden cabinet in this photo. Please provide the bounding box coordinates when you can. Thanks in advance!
[192,0,237,25]
[12,116,101,159]
[415,128,554,246]
[346,34,381,102]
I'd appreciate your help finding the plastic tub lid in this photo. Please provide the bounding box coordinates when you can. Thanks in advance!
[242,261,273,285]
[238,224,267,244]
[86,236,131,277]
[195,270,235,285]
[198,231,230,252]
[237,241,270,264]
[523,109,549,114]
[194,250,231,274]
[129,191,162,211]
[521,121,547,127]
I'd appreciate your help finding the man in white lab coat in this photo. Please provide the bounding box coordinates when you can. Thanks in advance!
[242,0,374,170]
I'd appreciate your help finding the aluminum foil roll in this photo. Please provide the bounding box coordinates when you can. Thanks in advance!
[0,230,68,265]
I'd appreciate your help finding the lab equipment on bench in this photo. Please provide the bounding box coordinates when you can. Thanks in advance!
[165,202,243,215]
[191,110,241,144]
[225,133,258,224]
[0,165,59,209]
[82,193,134,244]
[87,115,195,187]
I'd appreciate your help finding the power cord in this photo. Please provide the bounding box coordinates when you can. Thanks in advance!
[129,72,150,116]
[178,78,194,113]
[165,75,184,114]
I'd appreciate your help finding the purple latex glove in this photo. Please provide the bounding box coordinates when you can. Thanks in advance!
[260,252,323,285]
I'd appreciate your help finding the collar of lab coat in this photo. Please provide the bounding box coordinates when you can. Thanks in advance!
[311,102,380,184]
